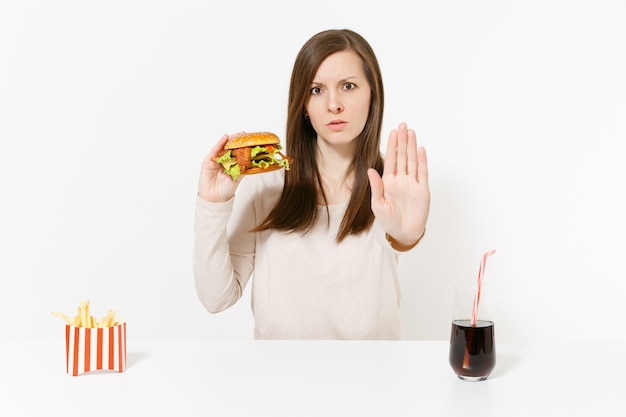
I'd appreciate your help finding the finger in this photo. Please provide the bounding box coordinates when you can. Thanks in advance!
[201,135,230,176]
[417,146,429,185]
[406,127,418,179]
[367,168,384,208]
[384,128,398,176]
[396,122,408,175]
[207,134,230,162]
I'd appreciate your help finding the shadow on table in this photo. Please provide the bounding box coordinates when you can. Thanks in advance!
[489,352,521,379]
[126,351,151,369]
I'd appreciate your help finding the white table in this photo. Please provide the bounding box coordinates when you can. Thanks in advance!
[1,338,624,416]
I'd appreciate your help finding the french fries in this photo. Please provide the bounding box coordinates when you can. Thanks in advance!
[51,300,121,328]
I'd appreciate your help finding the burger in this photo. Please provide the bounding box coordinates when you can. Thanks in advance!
[213,131,291,180]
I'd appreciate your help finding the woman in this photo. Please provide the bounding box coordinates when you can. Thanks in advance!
[194,29,430,339]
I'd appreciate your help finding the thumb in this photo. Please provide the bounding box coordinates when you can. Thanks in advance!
[367,168,384,207]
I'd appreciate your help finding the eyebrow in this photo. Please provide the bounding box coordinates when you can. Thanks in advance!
[310,76,360,87]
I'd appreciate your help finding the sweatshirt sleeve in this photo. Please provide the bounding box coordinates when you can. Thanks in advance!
[193,193,255,313]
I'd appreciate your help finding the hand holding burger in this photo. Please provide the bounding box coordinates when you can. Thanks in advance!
[213,132,292,181]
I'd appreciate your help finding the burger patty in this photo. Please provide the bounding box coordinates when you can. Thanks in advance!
[233,147,252,173]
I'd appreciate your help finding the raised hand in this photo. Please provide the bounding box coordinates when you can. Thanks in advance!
[367,122,430,250]
[198,134,240,203]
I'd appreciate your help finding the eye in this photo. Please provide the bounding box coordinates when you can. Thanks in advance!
[310,86,323,95]
[342,82,357,91]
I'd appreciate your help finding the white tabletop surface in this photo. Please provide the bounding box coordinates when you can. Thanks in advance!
[1,338,624,416]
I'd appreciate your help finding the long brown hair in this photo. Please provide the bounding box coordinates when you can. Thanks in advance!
[255,29,385,242]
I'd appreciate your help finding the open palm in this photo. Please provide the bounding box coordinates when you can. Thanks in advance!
[368,123,430,248]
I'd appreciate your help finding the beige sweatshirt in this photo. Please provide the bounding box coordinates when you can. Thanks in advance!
[193,170,406,339]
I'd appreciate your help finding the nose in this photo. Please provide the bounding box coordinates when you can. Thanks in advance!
[327,93,343,113]
[329,103,343,113]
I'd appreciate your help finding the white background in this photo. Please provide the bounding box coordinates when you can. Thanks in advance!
[1,0,625,343]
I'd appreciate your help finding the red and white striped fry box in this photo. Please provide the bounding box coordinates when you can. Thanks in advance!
[65,323,127,376]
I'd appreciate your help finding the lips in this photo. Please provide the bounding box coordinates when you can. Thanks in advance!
[326,120,348,132]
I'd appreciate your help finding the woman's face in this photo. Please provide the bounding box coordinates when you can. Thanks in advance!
[305,50,371,147]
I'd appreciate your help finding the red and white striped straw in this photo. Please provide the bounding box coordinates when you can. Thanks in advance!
[471,249,496,326]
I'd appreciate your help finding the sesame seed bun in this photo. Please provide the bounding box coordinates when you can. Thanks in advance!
[224,131,280,150]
